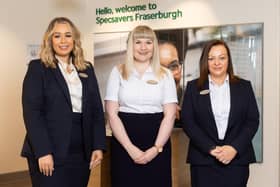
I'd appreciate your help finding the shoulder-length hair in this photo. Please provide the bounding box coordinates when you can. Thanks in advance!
[197,39,239,89]
[40,17,88,70]
[120,25,166,80]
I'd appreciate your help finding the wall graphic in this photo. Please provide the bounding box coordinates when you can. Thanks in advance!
[27,44,40,63]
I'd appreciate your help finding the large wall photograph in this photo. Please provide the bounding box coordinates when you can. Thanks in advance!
[94,23,263,162]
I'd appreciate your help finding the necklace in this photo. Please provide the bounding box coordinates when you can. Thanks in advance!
[59,62,80,85]
[59,62,74,75]
[66,64,74,74]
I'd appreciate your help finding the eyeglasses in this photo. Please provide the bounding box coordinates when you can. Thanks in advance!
[166,60,181,71]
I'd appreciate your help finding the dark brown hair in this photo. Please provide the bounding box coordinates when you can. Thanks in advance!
[197,39,239,89]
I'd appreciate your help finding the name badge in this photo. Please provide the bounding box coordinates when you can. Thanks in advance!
[199,89,210,95]
[146,80,158,85]
[79,73,88,78]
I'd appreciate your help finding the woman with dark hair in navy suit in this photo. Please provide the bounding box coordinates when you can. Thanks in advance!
[21,17,106,187]
[181,39,259,187]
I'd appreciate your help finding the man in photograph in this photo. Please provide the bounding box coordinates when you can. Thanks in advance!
[159,42,183,124]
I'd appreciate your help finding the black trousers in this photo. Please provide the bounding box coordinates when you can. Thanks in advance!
[27,113,90,187]
[191,165,249,187]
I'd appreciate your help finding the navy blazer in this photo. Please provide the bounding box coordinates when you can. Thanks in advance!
[21,59,106,161]
[181,78,259,165]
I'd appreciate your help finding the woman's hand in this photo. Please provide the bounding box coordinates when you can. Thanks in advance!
[213,145,237,165]
[126,144,145,163]
[38,154,54,176]
[90,150,103,169]
[175,105,181,120]
[135,146,158,164]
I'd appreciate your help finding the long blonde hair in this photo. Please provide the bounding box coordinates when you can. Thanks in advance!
[120,25,166,80]
[40,17,88,70]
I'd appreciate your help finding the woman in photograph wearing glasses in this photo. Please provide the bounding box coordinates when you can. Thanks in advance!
[159,41,183,123]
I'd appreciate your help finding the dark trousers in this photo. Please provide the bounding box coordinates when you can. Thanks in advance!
[27,154,90,187]
[27,113,90,187]
[191,165,249,187]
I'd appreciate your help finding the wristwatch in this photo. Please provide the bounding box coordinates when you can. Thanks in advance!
[154,145,163,153]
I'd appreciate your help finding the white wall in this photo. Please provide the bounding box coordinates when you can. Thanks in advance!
[0,0,279,186]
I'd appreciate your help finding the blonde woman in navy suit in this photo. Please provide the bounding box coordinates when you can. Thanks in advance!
[21,17,106,187]
[181,40,259,187]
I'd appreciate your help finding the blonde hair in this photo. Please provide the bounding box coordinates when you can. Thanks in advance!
[40,17,88,70]
[120,25,166,80]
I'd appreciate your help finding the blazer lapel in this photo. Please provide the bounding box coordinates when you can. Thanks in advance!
[227,82,239,130]
[77,69,89,113]
[199,81,219,139]
[200,81,215,120]
[51,66,72,107]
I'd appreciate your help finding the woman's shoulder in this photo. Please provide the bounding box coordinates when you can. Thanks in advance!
[159,67,173,80]
[110,64,123,75]
[81,61,94,71]
[232,77,251,87]
[161,66,170,75]
[27,59,46,70]
[237,78,250,83]
[186,78,199,87]
[116,63,124,71]
[28,58,43,65]
[84,61,92,66]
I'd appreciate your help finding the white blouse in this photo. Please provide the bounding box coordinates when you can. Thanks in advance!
[57,58,83,113]
[209,75,230,140]
[105,66,178,113]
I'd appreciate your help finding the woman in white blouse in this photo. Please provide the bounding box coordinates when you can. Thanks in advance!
[21,17,106,187]
[105,25,177,187]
